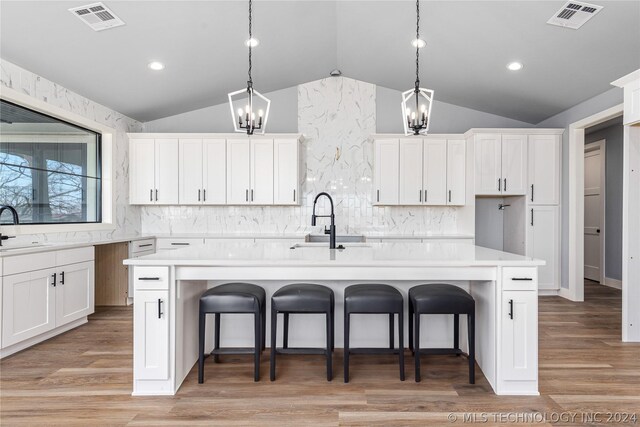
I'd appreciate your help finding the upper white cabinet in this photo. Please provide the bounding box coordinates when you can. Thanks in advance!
[528,134,561,205]
[612,69,640,126]
[374,139,400,204]
[179,139,226,205]
[376,137,466,206]
[227,139,252,204]
[474,134,526,196]
[130,138,179,205]
[273,138,299,205]
[227,138,275,205]
[250,139,274,204]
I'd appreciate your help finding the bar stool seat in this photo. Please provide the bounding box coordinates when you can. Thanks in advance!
[409,283,475,384]
[343,284,405,382]
[270,283,334,381]
[198,283,266,383]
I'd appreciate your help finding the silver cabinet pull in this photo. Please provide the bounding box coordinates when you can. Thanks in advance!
[504,178,507,192]
[198,189,201,202]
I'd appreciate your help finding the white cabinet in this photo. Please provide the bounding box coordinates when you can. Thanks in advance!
[612,70,640,125]
[526,205,560,290]
[226,139,273,204]
[55,261,94,326]
[2,268,57,347]
[378,137,465,206]
[446,139,466,205]
[528,134,560,205]
[423,139,448,205]
[129,138,179,205]
[179,139,226,205]
[475,134,526,196]
[501,135,527,196]
[501,290,538,381]
[374,139,400,205]
[226,139,251,204]
[134,289,169,380]
[273,139,299,205]
[250,139,274,204]
[156,238,205,251]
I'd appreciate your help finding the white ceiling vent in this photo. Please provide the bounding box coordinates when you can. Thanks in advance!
[69,3,125,32]
[547,1,603,29]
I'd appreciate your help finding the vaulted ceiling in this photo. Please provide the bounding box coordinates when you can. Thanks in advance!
[1,1,638,123]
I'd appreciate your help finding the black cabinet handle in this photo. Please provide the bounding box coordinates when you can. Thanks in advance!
[377,190,380,202]
[51,273,57,287]
[158,299,163,319]
[155,189,158,201]
[138,277,160,281]
[60,271,65,285]
[203,189,206,202]
[449,190,452,203]
[512,277,533,281]
[419,189,422,202]
[498,178,501,192]
[293,189,296,202]
[171,242,190,246]
[531,184,534,202]
[504,178,507,192]
[251,189,254,202]
[198,189,201,202]
[150,189,153,202]
[424,190,427,202]
[508,299,514,319]
[246,189,248,202]
[531,208,534,226]
[138,243,153,248]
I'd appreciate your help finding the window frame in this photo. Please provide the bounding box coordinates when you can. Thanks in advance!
[1,86,117,234]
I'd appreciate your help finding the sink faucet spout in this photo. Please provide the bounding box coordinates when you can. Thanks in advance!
[311,192,336,249]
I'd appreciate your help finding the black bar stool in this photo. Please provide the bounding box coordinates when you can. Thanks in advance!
[343,284,405,382]
[409,283,475,383]
[198,283,266,383]
[270,283,334,381]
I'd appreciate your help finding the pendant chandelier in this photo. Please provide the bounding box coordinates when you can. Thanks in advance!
[401,0,434,136]
[228,0,270,135]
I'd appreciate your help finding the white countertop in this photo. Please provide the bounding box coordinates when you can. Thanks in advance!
[0,234,151,257]
[124,240,543,268]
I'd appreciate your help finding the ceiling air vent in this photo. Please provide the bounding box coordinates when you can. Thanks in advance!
[69,2,125,32]
[547,1,603,29]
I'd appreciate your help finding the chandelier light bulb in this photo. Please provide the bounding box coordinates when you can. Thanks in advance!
[411,38,426,48]
[258,109,264,117]
[245,38,260,47]
[421,104,426,112]
[237,108,243,117]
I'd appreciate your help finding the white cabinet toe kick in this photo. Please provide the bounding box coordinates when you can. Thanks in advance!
[130,262,539,396]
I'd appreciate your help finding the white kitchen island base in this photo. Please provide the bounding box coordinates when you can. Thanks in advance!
[125,242,541,396]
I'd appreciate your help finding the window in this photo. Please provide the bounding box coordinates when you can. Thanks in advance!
[0,100,102,224]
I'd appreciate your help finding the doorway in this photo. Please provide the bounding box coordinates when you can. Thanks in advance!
[583,140,605,284]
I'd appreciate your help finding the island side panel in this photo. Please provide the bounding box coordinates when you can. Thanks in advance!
[470,279,497,393]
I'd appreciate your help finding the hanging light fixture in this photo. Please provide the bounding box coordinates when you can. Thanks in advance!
[228,0,270,135]
[401,0,434,136]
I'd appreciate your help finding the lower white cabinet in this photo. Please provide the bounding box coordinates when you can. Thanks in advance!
[526,205,560,290]
[501,289,538,381]
[1,247,95,354]
[134,289,170,380]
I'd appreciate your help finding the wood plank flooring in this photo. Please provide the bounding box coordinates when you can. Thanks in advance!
[1,282,638,426]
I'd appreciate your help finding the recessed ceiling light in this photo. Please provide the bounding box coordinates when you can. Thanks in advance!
[507,62,523,71]
[148,61,165,71]
[411,38,426,48]
[245,38,259,47]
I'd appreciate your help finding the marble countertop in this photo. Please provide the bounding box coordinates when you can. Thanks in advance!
[124,240,543,268]
[0,234,151,258]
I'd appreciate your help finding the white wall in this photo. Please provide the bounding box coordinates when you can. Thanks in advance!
[536,87,624,289]
[0,59,144,242]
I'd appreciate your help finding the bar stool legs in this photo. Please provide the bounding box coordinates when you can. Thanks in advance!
[468,312,475,384]
[343,311,350,383]
[198,311,205,384]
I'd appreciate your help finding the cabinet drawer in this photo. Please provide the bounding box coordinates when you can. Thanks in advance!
[2,251,57,276]
[502,267,537,291]
[133,267,169,290]
[131,239,156,254]
[56,246,94,266]
[156,238,204,251]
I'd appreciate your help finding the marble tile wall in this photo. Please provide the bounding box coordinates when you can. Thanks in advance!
[0,59,144,243]
[141,77,459,235]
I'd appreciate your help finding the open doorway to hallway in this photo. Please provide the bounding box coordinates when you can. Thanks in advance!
[584,115,624,292]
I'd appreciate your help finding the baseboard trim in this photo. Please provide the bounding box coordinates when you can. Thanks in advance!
[0,317,88,359]
[603,277,622,290]
[538,289,560,296]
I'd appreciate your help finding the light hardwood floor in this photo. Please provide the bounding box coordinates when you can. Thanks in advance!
[1,282,638,426]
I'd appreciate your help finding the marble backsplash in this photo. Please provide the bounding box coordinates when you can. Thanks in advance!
[0,59,144,243]
[140,77,459,236]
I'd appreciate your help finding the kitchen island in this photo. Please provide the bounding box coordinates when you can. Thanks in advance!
[125,240,542,396]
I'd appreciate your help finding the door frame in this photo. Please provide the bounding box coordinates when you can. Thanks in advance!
[584,139,606,285]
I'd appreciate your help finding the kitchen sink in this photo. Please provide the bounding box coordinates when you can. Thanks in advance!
[291,242,371,250]
[305,234,366,243]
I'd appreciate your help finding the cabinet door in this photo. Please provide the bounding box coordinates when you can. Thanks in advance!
[374,139,399,205]
[501,134,527,195]
[226,139,251,204]
[2,268,56,347]
[526,205,560,290]
[528,134,560,205]
[447,139,466,205]
[474,134,502,195]
[423,139,447,205]
[250,139,274,204]
[134,290,169,380]
[56,261,95,326]
[202,139,227,205]
[154,138,179,204]
[179,139,203,205]
[273,138,299,205]
[398,139,423,205]
[129,139,156,204]
[501,290,537,381]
